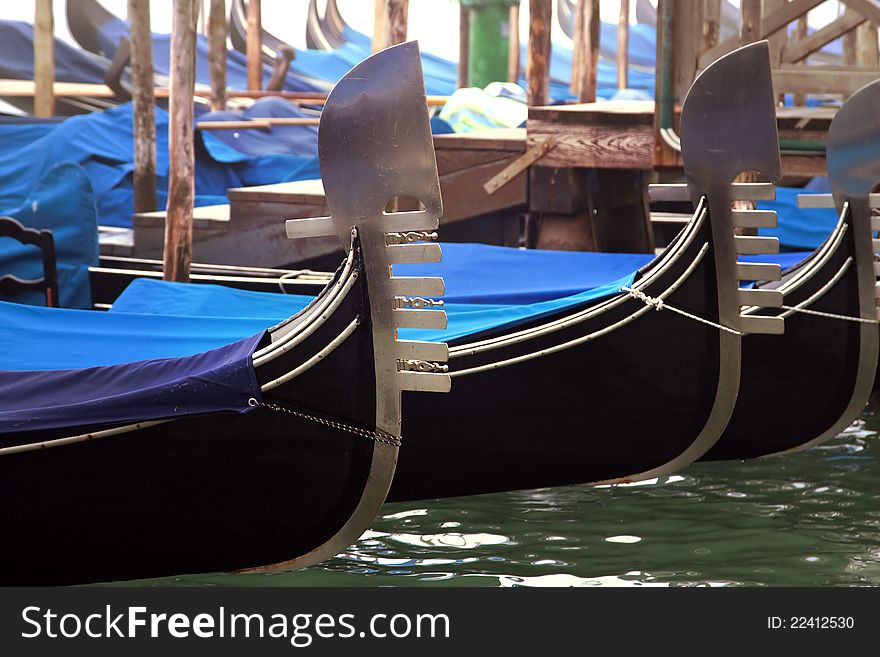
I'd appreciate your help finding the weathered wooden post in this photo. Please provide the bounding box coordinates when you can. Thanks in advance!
[572,0,600,102]
[617,0,629,89]
[129,0,157,214]
[34,0,54,118]
[165,0,198,283]
[740,0,762,44]
[458,5,470,87]
[373,0,409,52]
[792,11,807,106]
[508,3,521,82]
[703,0,721,50]
[247,0,262,90]
[526,0,551,106]
[209,0,227,110]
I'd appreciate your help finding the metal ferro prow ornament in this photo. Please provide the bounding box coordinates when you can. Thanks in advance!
[285,41,451,444]
[680,40,784,336]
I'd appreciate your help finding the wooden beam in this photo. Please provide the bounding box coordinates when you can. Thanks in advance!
[840,0,880,27]
[483,136,558,195]
[844,9,858,65]
[526,0,552,106]
[197,118,321,130]
[772,66,880,95]
[246,0,261,90]
[572,0,600,102]
[508,4,521,83]
[128,0,157,214]
[618,0,629,89]
[165,0,198,283]
[792,11,808,105]
[740,0,762,44]
[33,0,54,117]
[857,20,879,65]
[782,12,864,63]
[208,0,226,110]
[458,6,469,87]
[699,0,824,68]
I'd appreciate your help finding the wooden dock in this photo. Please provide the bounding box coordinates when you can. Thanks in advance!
[107,130,529,267]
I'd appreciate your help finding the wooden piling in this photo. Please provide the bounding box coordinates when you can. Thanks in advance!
[246,0,262,90]
[128,0,157,214]
[526,0,552,106]
[844,9,857,65]
[740,0,762,44]
[165,0,198,283]
[793,11,807,106]
[388,0,409,45]
[508,4,521,83]
[458,6,470,87]
[33,0,54,118]
[703,0,721,50]
[209,0,227,110]
[617,0,629,89]
[572,0,600,102]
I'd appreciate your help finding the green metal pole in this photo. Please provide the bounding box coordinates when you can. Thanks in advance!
[461,0,518,88]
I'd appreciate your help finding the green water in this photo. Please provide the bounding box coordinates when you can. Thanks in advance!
[140,398,880,587]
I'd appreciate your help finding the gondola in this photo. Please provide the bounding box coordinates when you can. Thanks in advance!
[704,80,880,461]
[89,42,786,500]
[0,42,449,585]
[305,0,349,52]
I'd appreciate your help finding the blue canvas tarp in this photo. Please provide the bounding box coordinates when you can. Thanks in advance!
[757,186,838,251]
[0,102,321,229]
[0,299,270,434]
[0,20,108,84]
[107,245,813,345]
[0,163,98,308]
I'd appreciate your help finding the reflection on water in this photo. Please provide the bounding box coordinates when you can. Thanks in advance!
[142,399,880,587]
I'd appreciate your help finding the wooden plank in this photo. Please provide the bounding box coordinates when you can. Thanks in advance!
[699,0,825,69]
[528,100,654,124]
[483,136,558,195]
[165,0,198,283]
[196,118,320,130]
[129,0,157,214]
[432,128,526,151]
[782,12,864,63]
[772,66,880,96]
[528,118,654,169]
[34,0,54,117]
[246,0,261,90]
[208,0,226,110]
[526,0,552,106]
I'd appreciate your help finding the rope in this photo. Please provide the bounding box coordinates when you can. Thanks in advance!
[780,304,879,325]
[621,286,743,336]
[250,398,402,447]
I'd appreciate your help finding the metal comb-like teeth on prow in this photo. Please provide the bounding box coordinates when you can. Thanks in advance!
[733,202,784,334]
[383,211,450,393]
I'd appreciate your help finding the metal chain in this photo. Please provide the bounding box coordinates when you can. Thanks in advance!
[621,286,743,336]
[249,398,402,447]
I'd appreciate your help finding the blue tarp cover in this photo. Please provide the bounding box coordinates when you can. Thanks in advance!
[0,163,98,308]
[0,300,268,435]
[0,20,108,83]
[758,186,838,251]
[0,102,321,228]
[108,246,813,345]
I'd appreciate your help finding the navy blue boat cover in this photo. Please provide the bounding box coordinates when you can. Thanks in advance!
[0,20,108,84]
[0,299,268,435]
